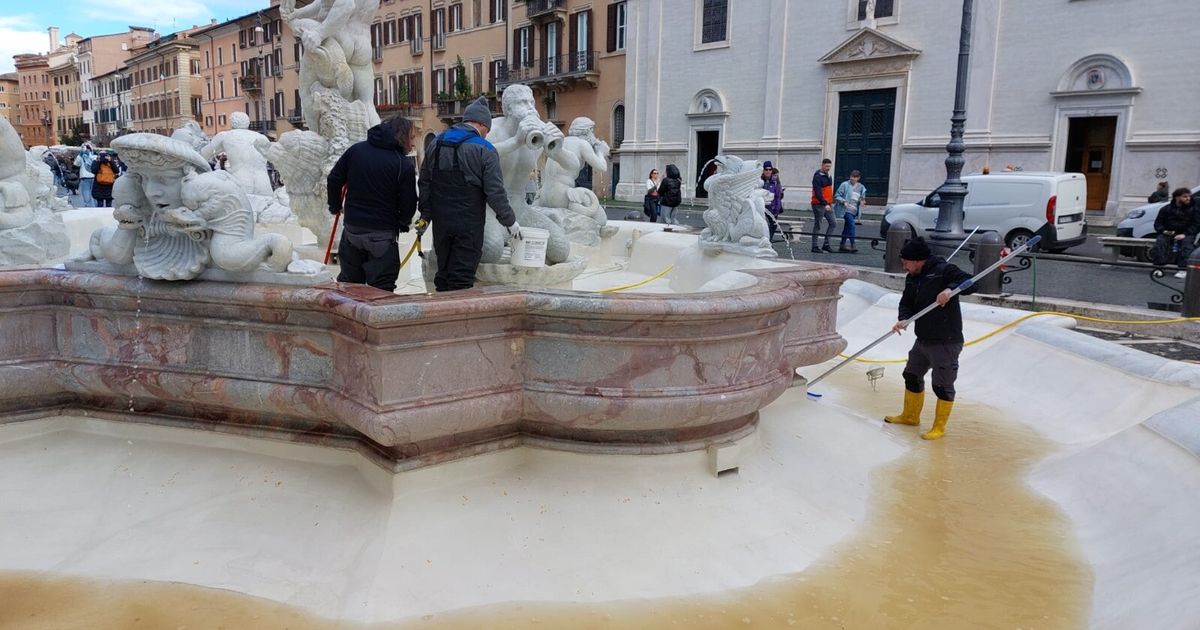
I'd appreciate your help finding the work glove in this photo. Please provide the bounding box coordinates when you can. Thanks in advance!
[415,217,429,238]
[506,221,523,241]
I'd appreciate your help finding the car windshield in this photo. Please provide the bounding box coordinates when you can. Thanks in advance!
[923,192,941,207]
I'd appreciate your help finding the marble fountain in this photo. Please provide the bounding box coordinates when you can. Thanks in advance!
[2,5,1199,628]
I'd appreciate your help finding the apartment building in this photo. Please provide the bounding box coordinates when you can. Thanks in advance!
[500,0,628,196]
[14,54,52,148]
[0,73,17,126]
[76,27,158,140]
[90,67,130,145]
[192,7,302,139]
[123,32,205,137]
[50,60,83,143]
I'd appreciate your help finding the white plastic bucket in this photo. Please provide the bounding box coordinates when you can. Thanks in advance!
[511,227,549,268]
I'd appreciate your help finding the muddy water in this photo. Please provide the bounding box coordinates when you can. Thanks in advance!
[0,383,1091,629]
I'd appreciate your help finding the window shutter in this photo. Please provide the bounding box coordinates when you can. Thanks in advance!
[585,10,593,59]
[513,29,520,67]
[606,4,618,53]
[540,24,549,74]
[568,15,578,69]
[489,0,494,24]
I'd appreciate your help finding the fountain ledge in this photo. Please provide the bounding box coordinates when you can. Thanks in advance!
[0,263,852,471]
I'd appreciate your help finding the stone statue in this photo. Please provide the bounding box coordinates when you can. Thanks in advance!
[697,155,777,258]
[481,84,570,265]
[200,112,273,196]
[76,133,312,280]
[172,120,211,153]
[0,120,70,264]
[281,0,380,131]
[536,117,614,246]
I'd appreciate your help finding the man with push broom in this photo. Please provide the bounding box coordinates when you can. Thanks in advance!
[884,240,978,440]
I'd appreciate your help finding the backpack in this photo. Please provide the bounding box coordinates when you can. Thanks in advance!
[96,162,116,186]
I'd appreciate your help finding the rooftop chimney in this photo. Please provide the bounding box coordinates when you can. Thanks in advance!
[48,27,60,53]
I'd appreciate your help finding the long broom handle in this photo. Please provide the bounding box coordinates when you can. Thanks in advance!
[804,235,1040,390]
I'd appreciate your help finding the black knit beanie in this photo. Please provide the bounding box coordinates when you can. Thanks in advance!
[900,239,932,261]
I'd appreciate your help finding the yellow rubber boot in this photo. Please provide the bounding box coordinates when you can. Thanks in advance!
[922,399,954,440]
[884,389,923,426]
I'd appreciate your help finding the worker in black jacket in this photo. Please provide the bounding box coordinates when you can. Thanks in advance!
[883,240,978,440]
[327,115,419,292]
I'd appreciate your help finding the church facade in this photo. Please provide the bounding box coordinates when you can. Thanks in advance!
[614,0,1200,222]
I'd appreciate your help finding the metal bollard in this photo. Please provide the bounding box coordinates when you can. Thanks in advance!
[972,231,1004,294]
[885,223,910,274]
[1184,246,1200,317]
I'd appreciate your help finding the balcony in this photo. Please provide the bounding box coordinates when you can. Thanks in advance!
[526,0,566,21]
[372,46,383,63]
[435,97,500,124]
[239,75,262,92]
[432,32,445,51]
[248,120,275,132]
[498,51,599,90]
[410,37,423,55]
[287,108,304,125]
[377,103,419,118]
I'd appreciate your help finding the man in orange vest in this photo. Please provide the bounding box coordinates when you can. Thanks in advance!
[810,158,835,253]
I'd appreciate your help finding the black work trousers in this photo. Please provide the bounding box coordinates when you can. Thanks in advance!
[432,219,485,292]
[336,228,400,292]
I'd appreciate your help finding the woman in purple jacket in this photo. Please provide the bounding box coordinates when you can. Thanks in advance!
[762,161,784,240]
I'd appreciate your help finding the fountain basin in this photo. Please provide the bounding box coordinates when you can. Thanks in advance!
[0,261,851,470]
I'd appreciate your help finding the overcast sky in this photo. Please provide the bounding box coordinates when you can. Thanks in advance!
[0,0,272,73]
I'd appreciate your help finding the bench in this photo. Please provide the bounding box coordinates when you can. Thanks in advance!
[1097,236,1155,263]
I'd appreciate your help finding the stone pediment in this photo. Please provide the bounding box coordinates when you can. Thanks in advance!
[819,28,920,65]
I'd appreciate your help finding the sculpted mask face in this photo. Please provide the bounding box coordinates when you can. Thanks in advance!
[140,169,186,210]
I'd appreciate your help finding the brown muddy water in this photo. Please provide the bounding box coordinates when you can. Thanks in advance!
[0,382,1091,629]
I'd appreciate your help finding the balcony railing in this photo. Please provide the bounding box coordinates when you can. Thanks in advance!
[372,46,383,63]
[432,32,445,51]
[239,75,262,91]
[410,37,423,55]
[287,108,304,124]
[248,120,275,132]
[526,0,566,19]
[435,97,500,120]
[499,51,597,86]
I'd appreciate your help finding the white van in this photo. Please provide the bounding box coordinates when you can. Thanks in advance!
[880,172,1088,252]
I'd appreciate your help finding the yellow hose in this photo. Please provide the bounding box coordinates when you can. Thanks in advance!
[598,265,675,293]
[841,311,1200,364]
[398,237,422,270]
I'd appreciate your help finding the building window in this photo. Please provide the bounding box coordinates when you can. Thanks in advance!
[700,0,728,44]
[449,4,463,32]
[612,104,624,147]
[489,0,506,24]
[517,27,532,67]
[473,61,483,94]
[384,19,397,44]
[473,0,482,27]
[858,0,895,20]
[607,1,627,52]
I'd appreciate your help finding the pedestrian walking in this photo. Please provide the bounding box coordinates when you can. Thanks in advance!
[418,97,521,292]
[883,240,979,440]
[810,158,835,252]
[327,115,420,293]
[89,151,120,207]
[762,161,785,241]
[1150,187,1199,279]
[657,164,683,225]
[644,168,661,222]
[75,144,95,203]
[835,170,866,252]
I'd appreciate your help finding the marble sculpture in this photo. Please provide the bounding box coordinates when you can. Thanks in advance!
[698,155,777,258]
[269,0,380,248]
[481,85,570,265]
[77,133,318,280]
[536,117,616,247]
[201,112,273,196]
[0,118,70,264]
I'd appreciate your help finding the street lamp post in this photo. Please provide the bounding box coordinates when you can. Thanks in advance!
[929,0,975,249]
[114,72,124,141]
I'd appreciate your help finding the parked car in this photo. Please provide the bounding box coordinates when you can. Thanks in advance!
[1115,185,1200,261]
[880,172,1089,252]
